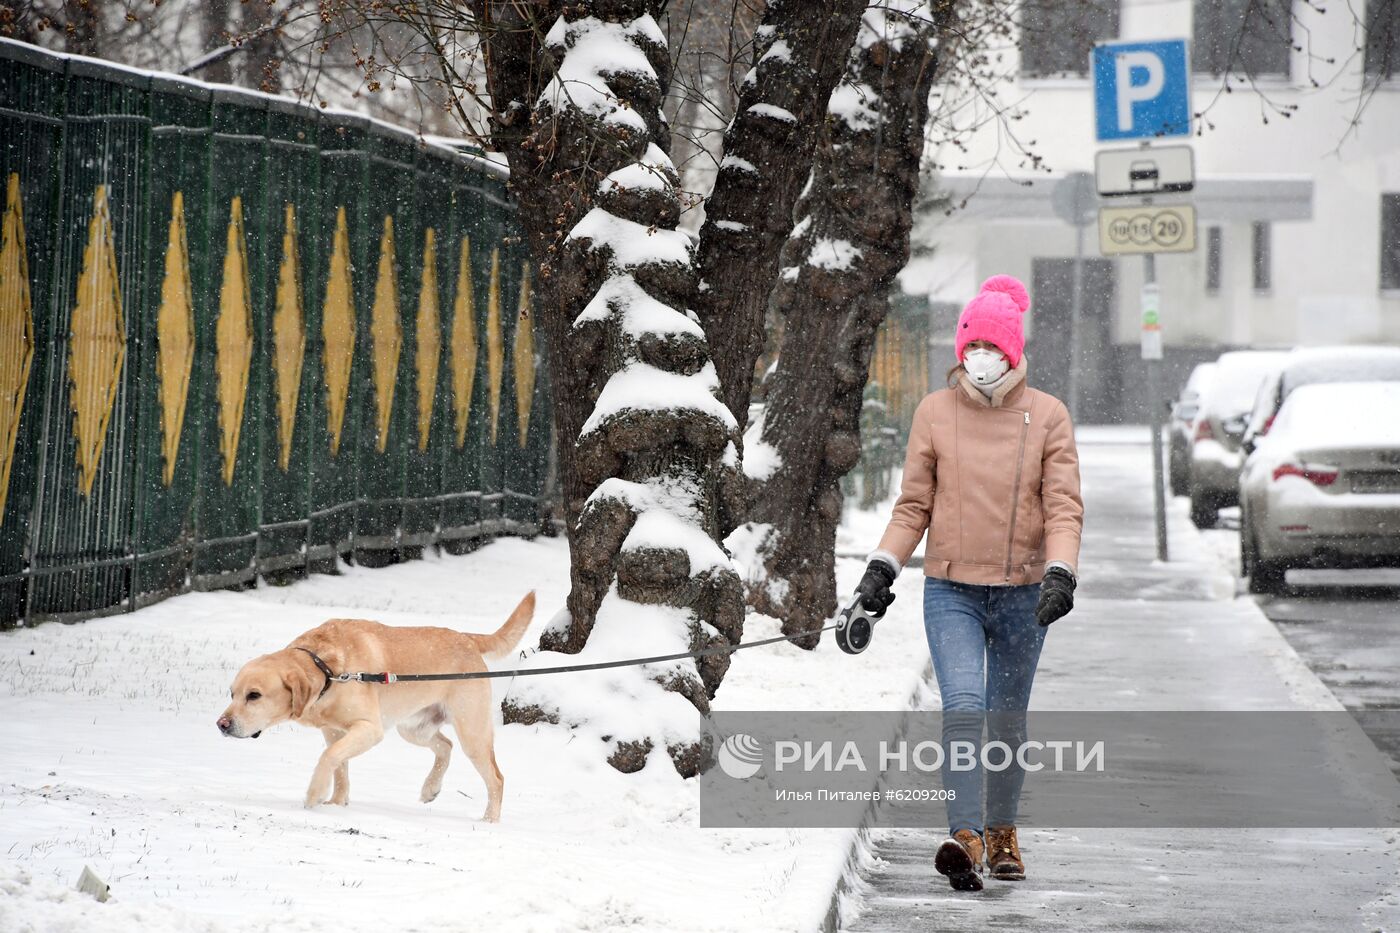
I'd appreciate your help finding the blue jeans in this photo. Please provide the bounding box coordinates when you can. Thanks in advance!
[923,576,1046,835]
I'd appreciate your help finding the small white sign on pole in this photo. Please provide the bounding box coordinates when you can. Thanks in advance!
[1098,203,1197,256]
[1095,145,1194,197]
[1141,282,1163,361]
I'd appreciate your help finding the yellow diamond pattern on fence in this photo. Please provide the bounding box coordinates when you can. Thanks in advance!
[512,262,535,448]
[415,228,441,453]
[272,203,305,471]
[155,191,194,487]
[0,173,35,517]
[68,184,126,497]
[450,236,477,449]
[370,215,403,453]
[216,196,253,486]
[323,206,355,456]
[486,247,503,445]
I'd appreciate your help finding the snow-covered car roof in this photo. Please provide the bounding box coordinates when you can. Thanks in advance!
[1200,351,1291,417]
[1182,361,1217,398]
[1269,381,1400,450]
[1277,345,1400,395]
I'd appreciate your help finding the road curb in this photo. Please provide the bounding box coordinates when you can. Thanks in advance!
[819,659,933,933]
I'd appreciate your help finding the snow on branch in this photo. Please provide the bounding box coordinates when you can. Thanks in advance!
[857,0,933,52]
[580,362,737,438]
[537,16,663,131]
[567,208,693,269]
[828,83,880,131]
[741,415,783,481]
[586,477,732,574]
[806,237,864,271]
[573,275,704,340]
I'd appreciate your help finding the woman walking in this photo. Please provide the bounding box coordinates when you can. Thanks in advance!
[855,274,1083,891]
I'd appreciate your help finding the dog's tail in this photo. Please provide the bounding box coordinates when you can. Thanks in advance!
[474,591,536,661]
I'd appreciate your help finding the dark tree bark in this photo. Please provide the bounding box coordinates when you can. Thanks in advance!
[475,1,743,773]
[693,0,865,434]
[662,0,766,232]
[472,0,594,629]
[243,0,283,93]
[749,1,955,647]
[199,0,233,84]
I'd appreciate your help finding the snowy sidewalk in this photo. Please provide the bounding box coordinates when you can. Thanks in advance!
[840,432,1400,932]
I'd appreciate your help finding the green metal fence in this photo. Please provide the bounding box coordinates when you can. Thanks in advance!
[0,39,550,627]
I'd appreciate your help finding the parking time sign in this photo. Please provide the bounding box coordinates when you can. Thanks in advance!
[1092,40,1191,141]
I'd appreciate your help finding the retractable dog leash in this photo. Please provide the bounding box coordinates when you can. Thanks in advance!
[833,591,885,655]
[315,618,849,688]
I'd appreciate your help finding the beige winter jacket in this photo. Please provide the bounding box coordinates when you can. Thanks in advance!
[873,359,1083,585]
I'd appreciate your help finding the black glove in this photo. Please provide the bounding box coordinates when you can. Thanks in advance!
[1036,566,1076,627]
[855,560,898,617]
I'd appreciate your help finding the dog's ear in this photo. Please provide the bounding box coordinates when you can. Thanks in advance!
[284,657,317,720]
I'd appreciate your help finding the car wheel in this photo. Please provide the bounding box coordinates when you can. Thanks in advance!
[1239,518,1254,578]
[1190,492,1217,529]
[1243,521,1287,594]
[1248,558,1288,595]
[1169,455,1186,497]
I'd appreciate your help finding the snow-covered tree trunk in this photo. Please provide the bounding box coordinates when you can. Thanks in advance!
[745,1,952,646]
[693,0,865,432]
[478,2,744,774]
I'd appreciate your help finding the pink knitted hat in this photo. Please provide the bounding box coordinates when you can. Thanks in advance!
[955,274,1030,366]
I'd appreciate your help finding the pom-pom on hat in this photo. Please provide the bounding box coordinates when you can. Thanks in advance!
[955,274,1030,366]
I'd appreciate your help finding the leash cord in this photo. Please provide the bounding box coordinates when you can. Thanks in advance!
[333,620,845,685]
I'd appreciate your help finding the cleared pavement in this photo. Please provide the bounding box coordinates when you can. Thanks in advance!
[840,431,1400,932]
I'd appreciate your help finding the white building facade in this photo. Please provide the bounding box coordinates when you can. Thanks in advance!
[903,0,1400,421]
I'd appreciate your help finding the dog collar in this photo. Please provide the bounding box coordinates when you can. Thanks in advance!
[294,647,336,700]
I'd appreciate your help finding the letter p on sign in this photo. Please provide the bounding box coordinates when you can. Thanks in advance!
[1093,40,1191,142]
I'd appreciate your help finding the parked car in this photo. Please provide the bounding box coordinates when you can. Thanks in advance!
[1240,381,1400,594]
[1168,362,1217,496]
[1187,350,1290,527]
[1242,345,1400,453]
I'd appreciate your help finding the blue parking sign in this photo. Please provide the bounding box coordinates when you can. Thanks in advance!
[1093,40,1191,141]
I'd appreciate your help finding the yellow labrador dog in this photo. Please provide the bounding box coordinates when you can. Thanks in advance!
[217,591,534,821]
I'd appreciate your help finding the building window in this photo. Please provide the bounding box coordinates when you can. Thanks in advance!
[1206,227,1223,292]
[1252,222,1271,291]
[1193,0,1292,78]
[1019,0,1121,78]
[1383,194,1400,290]
[1367,0,1400,80]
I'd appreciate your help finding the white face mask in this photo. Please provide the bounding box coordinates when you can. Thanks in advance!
[963,348,1010,385]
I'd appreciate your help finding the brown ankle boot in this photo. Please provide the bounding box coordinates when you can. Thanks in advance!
[934,829,985,891]
[985,825,1025,880]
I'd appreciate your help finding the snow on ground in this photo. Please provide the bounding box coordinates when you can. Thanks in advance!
[1,487,931,932]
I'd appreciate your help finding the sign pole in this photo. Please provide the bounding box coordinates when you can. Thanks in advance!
[1144,253,1169,562]
[1092,37,1191,564]
[1067,219,1085,422]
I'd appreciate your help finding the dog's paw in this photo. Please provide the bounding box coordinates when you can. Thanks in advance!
[420,783,441,804]
[329,795,349,807]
